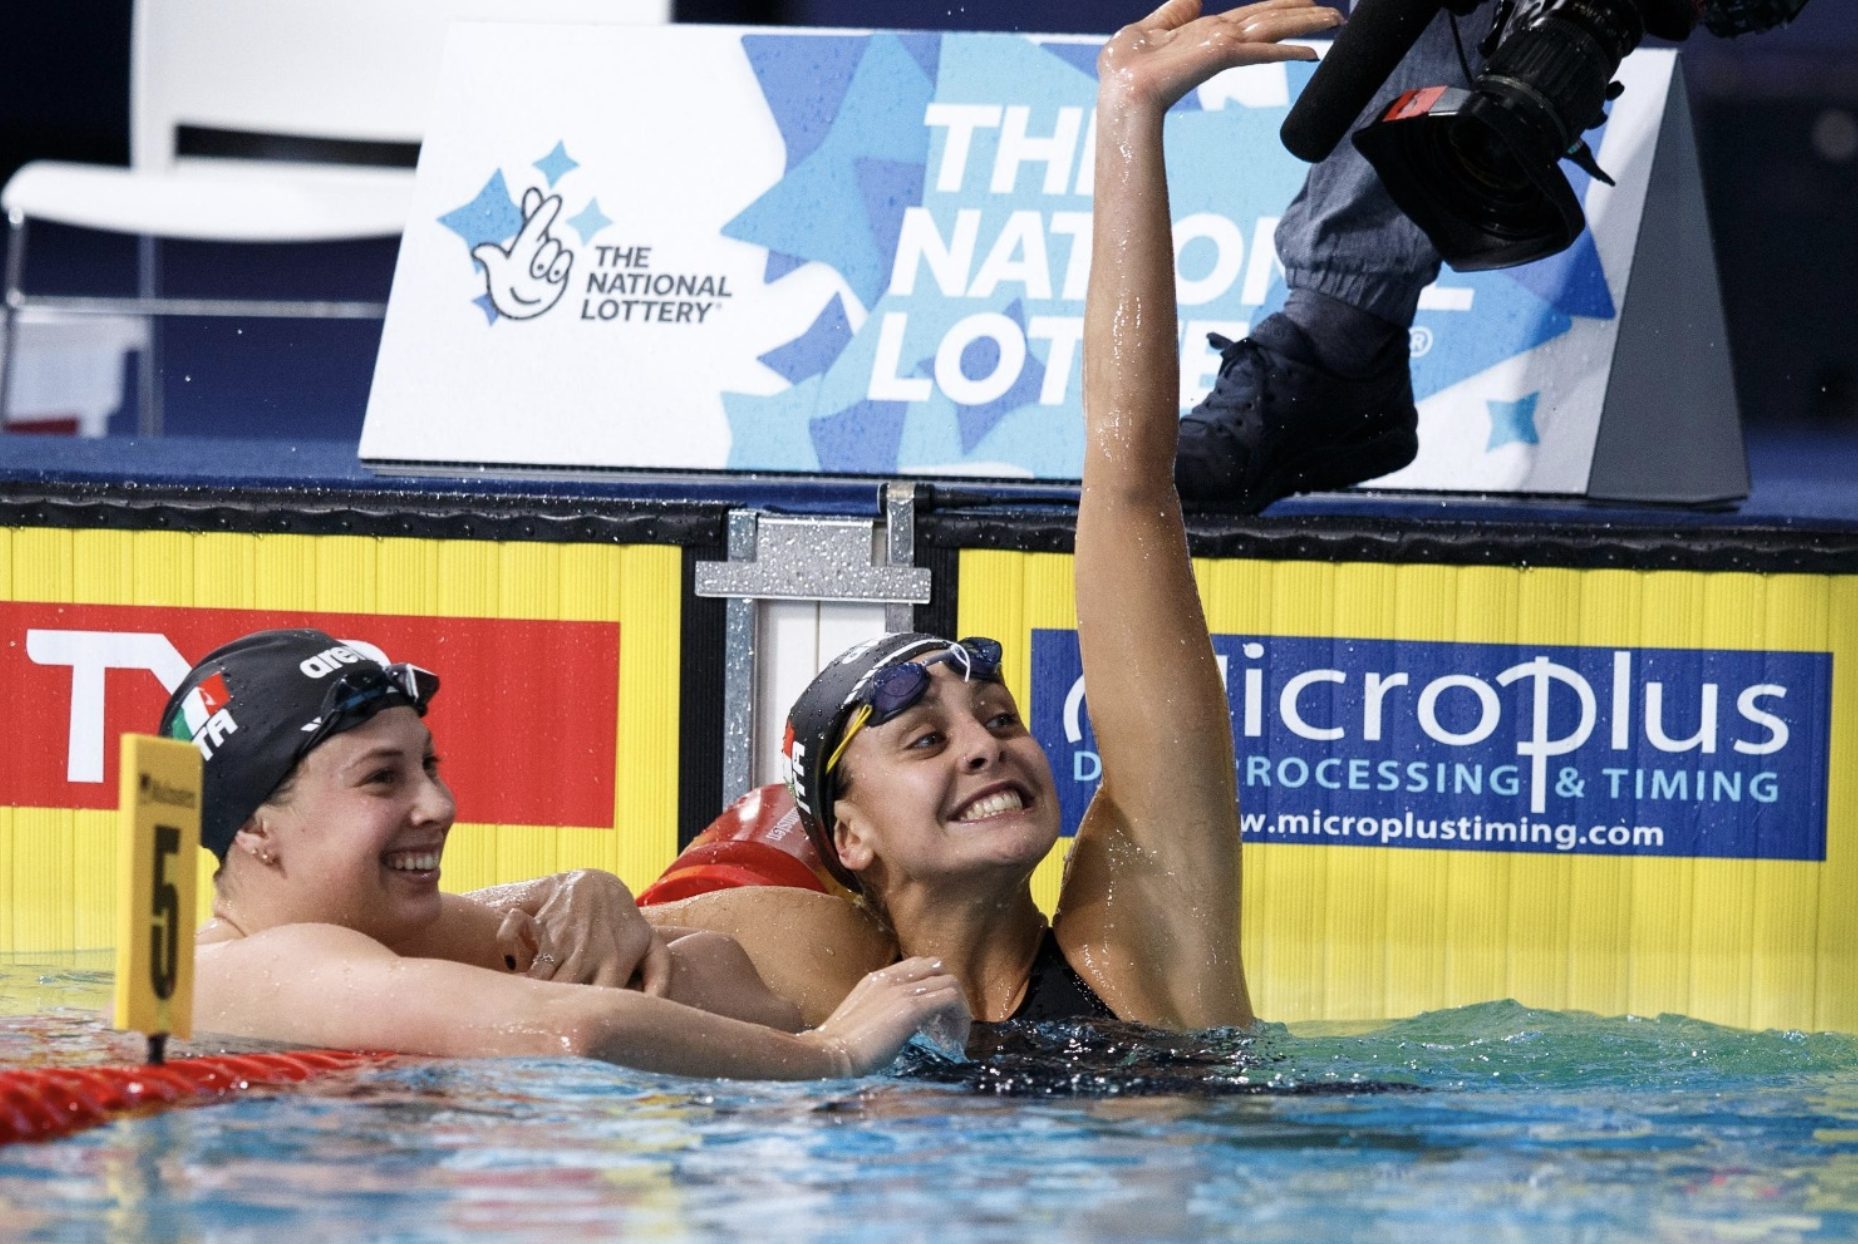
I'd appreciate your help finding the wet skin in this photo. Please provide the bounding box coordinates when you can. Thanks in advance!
[193,706,968,1076]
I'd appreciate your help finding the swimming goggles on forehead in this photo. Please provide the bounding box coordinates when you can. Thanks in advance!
[297,661,440,757]
[826,637,1004,773]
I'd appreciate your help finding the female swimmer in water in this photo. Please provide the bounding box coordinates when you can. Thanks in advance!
[646,0,1340,1029]
[167,629,967,1079]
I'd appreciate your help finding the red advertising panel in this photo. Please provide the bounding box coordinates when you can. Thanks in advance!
[0,604,618,828]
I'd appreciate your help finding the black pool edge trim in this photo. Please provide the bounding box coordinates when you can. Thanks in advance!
[7,481,1858,574]
[918,509,1858,575]
[678,539,728,849]
[0,486,733,546]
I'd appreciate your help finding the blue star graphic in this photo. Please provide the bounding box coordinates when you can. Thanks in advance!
[1502,229,1615,321]
[567,198,613,245]
[1411,275,1572,403]
[724,34,936,309]
[1498,157,1615,321]
[438,171,522,259]
[936,300,1046,454]
[723,379,827,471]
[533,141,579,187]
[763,251,810,283]
[742,34,870,174]
[894,32,941,84]
[760,294,853,385]
[1039,42,1101,81]
[1486,393,1541,451]
[811,398,911,473]
[472,293,500,325]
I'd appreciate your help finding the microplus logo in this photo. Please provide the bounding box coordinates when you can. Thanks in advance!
[1030,630,1833,861]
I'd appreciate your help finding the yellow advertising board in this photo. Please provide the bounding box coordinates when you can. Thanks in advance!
[959,548,1857,1034]
[0,527,684,953]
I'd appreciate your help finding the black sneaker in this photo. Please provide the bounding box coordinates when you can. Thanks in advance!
[1174,314,1418,513]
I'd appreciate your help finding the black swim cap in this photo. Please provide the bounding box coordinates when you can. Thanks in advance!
[156,628,439,860]
[781,632,956,892]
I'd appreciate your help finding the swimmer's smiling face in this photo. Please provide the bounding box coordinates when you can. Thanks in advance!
[830,663,1059,898]
[248,706,455,944]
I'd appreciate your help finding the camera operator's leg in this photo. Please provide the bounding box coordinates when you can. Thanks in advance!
[1176,3,1497,512]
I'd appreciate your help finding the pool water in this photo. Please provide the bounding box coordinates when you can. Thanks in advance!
[3,953,1856,1242]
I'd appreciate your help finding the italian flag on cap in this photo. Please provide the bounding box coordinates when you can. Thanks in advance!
[167,673,230,741]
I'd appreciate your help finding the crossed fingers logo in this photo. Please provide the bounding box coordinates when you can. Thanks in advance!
[472,186,574,321]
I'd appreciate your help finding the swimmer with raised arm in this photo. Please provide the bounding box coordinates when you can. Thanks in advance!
[170,629,967,1079]
[646,0,1338,1028]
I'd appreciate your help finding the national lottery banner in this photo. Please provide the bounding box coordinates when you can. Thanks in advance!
[363,23,1674,493]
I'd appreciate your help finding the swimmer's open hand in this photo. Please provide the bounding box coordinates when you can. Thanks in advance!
[1099,0,1343,112]
[798,957,971,1077]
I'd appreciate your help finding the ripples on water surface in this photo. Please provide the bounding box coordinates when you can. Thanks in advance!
[3,953,1856,1242]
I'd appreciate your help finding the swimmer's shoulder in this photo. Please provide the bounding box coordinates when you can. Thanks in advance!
[643,888,896,1026]
[644,887,891,953]
[194,922,402,1034]
[196,921,398,970]
[195,916,241,947]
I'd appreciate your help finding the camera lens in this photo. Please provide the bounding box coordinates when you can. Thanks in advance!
[1446,120,1534,199]
[1351,0,1647,269]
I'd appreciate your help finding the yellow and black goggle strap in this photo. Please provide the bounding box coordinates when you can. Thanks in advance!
[825,702,874,778]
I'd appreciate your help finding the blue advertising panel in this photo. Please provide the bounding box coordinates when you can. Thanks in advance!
[1031,629,1834,860]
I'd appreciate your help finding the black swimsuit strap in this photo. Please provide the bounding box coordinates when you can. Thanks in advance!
[1008,927,1115,1023]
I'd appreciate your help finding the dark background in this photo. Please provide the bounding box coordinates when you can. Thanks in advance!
[2,0,1853,439]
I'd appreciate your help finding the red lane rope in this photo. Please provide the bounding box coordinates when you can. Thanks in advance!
[0,1049,396,1145]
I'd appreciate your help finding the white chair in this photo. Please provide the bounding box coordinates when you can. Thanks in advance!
[0,0,665,434]
[4,311,150,436]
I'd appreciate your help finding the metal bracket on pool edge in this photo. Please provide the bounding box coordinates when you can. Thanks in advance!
[695,486,932,800]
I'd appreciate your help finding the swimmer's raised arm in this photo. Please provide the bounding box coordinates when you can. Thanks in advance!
[1061,0,1337,1028]
[195,926,964,1080]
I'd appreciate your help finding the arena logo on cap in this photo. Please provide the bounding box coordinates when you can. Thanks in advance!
[1030,629,1834,861]
[438,142,733,329]
[297,642,386,679]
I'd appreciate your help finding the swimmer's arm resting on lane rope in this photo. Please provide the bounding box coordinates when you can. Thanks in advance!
[192,923,964,1080]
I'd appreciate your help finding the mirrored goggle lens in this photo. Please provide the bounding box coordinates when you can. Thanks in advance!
[391,662,439,706]
[864,639,1002,725]
[324,662,436,718]
[868,662,932,722]
[955,637,1003,678]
